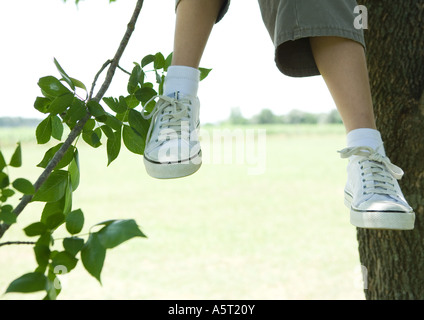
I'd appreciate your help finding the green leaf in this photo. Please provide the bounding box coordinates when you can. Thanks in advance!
[34,97,51,114]
[36,232,53,247]
[141,54,155,68]
[51,251,78,272]
[164,52,173,72]
[106,127,121,166]
[0,151,6,171]
[103,97,118,113]
[154,52,165,70]
[54,58,75,91]
[83,118,96,132]
[34,244,50,273]
[63,237,84,256]
[155,70,162,85]
[68,150,80,191]
[64,98,87,125]
[32,170,68,202]
[24,222,47,237]
[100,125,115,140]
[144,99,156,114]
[125,94,140,109]
[36,117,52,144]
[87,100,106,118]
[158,74,165,95]
[37,144,75,170]
[6,272,47,293]
[38,76,71,97]
[0,205,16,225]
[91,219,117,229]
[45,270,60,300]
[134,87,156,104]
[117,96,129,113]
[66,209,84,235]
[123,125,145,155]
[81,233,106,283]
[128,109,149,138]
[40,200,64,224]
[199,67,212,81]
[69,77,87,92]
[9,142,22,167]
[49,92,74,115]
[0,172,9,188]
[1,188,14,199]
[104,113,122,131]
[63,176,72,215]
[45,212,65,230]
[97,219,146,249]
[127,65,142,94]
[82,130,101,148]
[12,178,35,195]
[51,115,64,140]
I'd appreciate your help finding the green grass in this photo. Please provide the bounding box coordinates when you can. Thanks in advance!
[0,124,365,300]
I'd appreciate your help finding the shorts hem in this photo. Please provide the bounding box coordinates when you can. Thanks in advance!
[276,25,365,47]
[274,26,365,77]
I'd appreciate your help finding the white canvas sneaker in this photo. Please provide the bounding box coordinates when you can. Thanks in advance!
[142,92,202,179]
[339,146,415,230]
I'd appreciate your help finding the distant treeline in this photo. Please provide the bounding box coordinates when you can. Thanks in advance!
[0,108,342,128]
[0,117,41,127]
[226,108,343,125]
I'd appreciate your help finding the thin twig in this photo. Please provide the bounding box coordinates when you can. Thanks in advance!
[89,59,112,100]
[0,241,36,248]
[117,65,132,76]
[0,0,145,239]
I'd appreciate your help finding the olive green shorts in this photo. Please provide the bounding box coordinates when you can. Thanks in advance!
[175,0,365,78]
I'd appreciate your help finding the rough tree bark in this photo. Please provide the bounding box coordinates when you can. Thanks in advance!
[357,0,424,299]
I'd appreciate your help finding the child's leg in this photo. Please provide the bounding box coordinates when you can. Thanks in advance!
[309,36,376,133]
[143,0,226,179]
[310,36,415,230]
[163,0,225,97]
[172,0,226,68]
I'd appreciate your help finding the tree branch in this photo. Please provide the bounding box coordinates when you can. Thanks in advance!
[89,59,112,100]
[0,0,145,239]
[117,65,132,76]
[0,241,36,248]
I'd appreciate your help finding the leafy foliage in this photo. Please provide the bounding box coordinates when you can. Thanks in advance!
[0,51,211,299]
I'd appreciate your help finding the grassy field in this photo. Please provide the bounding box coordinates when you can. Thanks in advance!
[0,124,366,300]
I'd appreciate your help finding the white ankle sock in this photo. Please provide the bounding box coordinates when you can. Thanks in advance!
[346,128,386,156]
[164,65,200,97]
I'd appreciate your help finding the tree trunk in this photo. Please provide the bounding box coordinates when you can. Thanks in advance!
[357,0,424,299]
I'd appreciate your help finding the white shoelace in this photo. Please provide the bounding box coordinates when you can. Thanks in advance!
[338,146,404,197]
[141,95,191,145]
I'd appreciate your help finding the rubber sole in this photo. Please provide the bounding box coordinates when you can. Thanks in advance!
[344,191,415,230]
[143,151,202,179]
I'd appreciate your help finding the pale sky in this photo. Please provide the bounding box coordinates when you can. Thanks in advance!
[0,0,337,124]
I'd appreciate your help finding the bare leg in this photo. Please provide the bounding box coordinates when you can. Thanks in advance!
[309,36,376,133]
[172,0,225,68]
